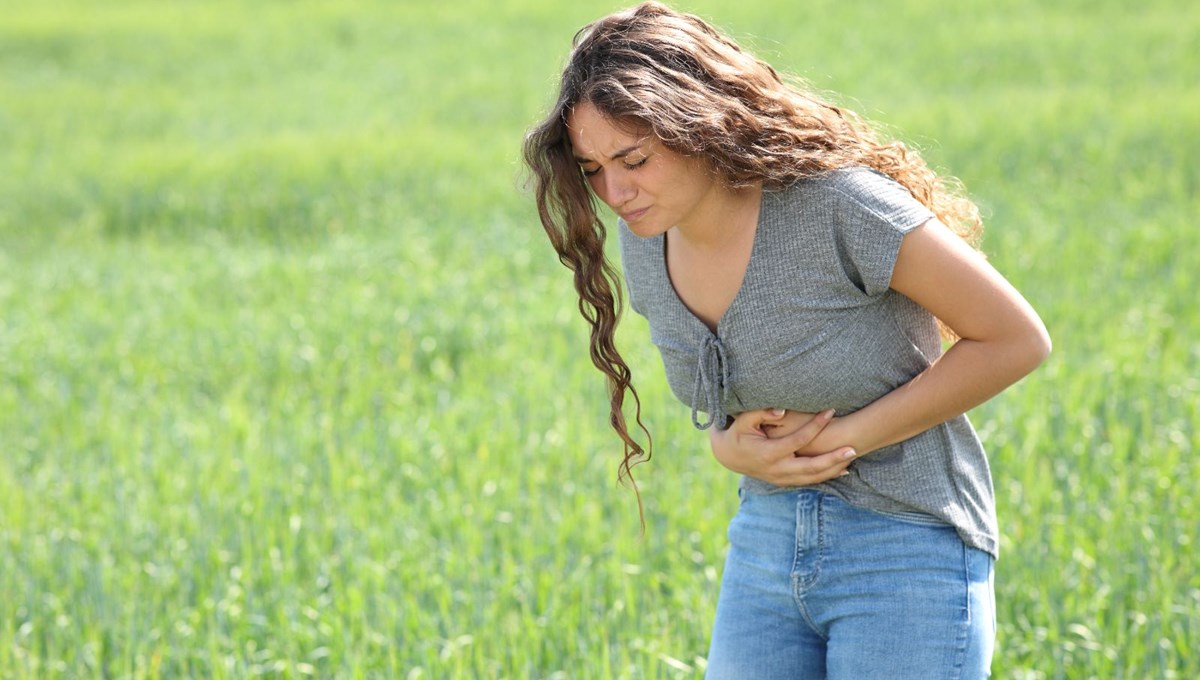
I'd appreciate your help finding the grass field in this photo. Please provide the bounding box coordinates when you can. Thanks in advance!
[1,0,1197,677]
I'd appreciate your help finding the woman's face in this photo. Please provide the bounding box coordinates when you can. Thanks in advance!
[566,101,720,238]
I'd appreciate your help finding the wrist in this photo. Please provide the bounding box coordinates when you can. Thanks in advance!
[828,412,879,457]
[709,423,731,459]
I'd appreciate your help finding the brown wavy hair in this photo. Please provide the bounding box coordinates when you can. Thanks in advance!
[522,1,983,505]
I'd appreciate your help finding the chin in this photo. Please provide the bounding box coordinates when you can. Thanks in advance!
[624,218,669,239]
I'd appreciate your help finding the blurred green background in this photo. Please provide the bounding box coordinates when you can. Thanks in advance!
[1,0,1197,677]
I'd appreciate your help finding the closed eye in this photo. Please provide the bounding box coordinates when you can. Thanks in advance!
[580,156,647,178]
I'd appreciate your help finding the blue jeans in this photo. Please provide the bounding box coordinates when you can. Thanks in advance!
[706,487,995,679]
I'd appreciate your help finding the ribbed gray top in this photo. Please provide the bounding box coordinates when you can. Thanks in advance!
[618,167,998,556]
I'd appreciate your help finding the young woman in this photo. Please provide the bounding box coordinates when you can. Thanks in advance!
[523,3,1050,677]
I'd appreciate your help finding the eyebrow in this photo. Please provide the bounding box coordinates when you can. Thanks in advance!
[573,139,649,165]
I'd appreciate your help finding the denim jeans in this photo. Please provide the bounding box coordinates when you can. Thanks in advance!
[706,487,995,679]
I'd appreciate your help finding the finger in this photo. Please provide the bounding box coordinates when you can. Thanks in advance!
[775,447,857,486]
[730,408,784,433]
[747,407,788,424]
[775,409,835,452]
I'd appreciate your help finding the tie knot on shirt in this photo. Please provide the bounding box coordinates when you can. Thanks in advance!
[691,334,731,430]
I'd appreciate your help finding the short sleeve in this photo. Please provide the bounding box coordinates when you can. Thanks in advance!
[616,219,649,317]
[829,168,935,297]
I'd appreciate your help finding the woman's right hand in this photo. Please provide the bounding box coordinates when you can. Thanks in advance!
[708,408,857,486]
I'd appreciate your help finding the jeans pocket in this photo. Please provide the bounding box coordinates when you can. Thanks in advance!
[864,506,953,528]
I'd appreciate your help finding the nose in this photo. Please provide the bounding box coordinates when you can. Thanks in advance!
[601,170,636,208]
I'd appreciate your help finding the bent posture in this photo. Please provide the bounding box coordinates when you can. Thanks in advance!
[524,3,1050,677]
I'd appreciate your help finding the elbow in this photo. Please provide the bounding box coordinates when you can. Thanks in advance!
[1018,318,1052,376]
[1038,327,1053,362]
[986,313,1051,380]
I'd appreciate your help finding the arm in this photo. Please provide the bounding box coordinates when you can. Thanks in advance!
[798,217,1051,456]
[709,408,857,486]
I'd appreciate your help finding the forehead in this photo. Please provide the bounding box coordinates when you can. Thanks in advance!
[566,102,645,158]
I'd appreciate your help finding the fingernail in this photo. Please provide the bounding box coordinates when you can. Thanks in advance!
[823,409,835,419]
[839,471,851,477]
[840,448,857,459]
[771,408,785,417]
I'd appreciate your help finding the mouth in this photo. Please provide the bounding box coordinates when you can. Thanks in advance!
[620,207,649,223]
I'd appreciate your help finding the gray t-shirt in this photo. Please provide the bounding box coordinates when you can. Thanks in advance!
[618,166,998,556]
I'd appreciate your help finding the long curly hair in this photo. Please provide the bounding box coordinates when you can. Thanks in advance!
[522,1,983,504]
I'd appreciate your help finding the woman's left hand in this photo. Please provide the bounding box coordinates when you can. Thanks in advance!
[760,408,853,458]
[709,408,857,486]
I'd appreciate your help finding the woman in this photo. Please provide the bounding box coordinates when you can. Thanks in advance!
[523,3,1050,677]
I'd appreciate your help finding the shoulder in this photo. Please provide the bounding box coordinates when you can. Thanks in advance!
[761,167,931,234]
[768,169,934,296]
[616,217,654,265]
[794,166,919,210]
[800,167,933,232]
[616,218,658,315]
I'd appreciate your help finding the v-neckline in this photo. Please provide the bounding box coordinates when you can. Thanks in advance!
[657,190,769,336]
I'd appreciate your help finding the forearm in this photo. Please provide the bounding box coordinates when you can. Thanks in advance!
[831,331,1050,456]
[818,217,1055,457]
[708,408,857,486]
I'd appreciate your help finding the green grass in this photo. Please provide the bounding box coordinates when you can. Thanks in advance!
[1,0,1197,677]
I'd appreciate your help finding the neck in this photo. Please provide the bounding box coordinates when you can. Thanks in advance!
[672,182,764,250]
